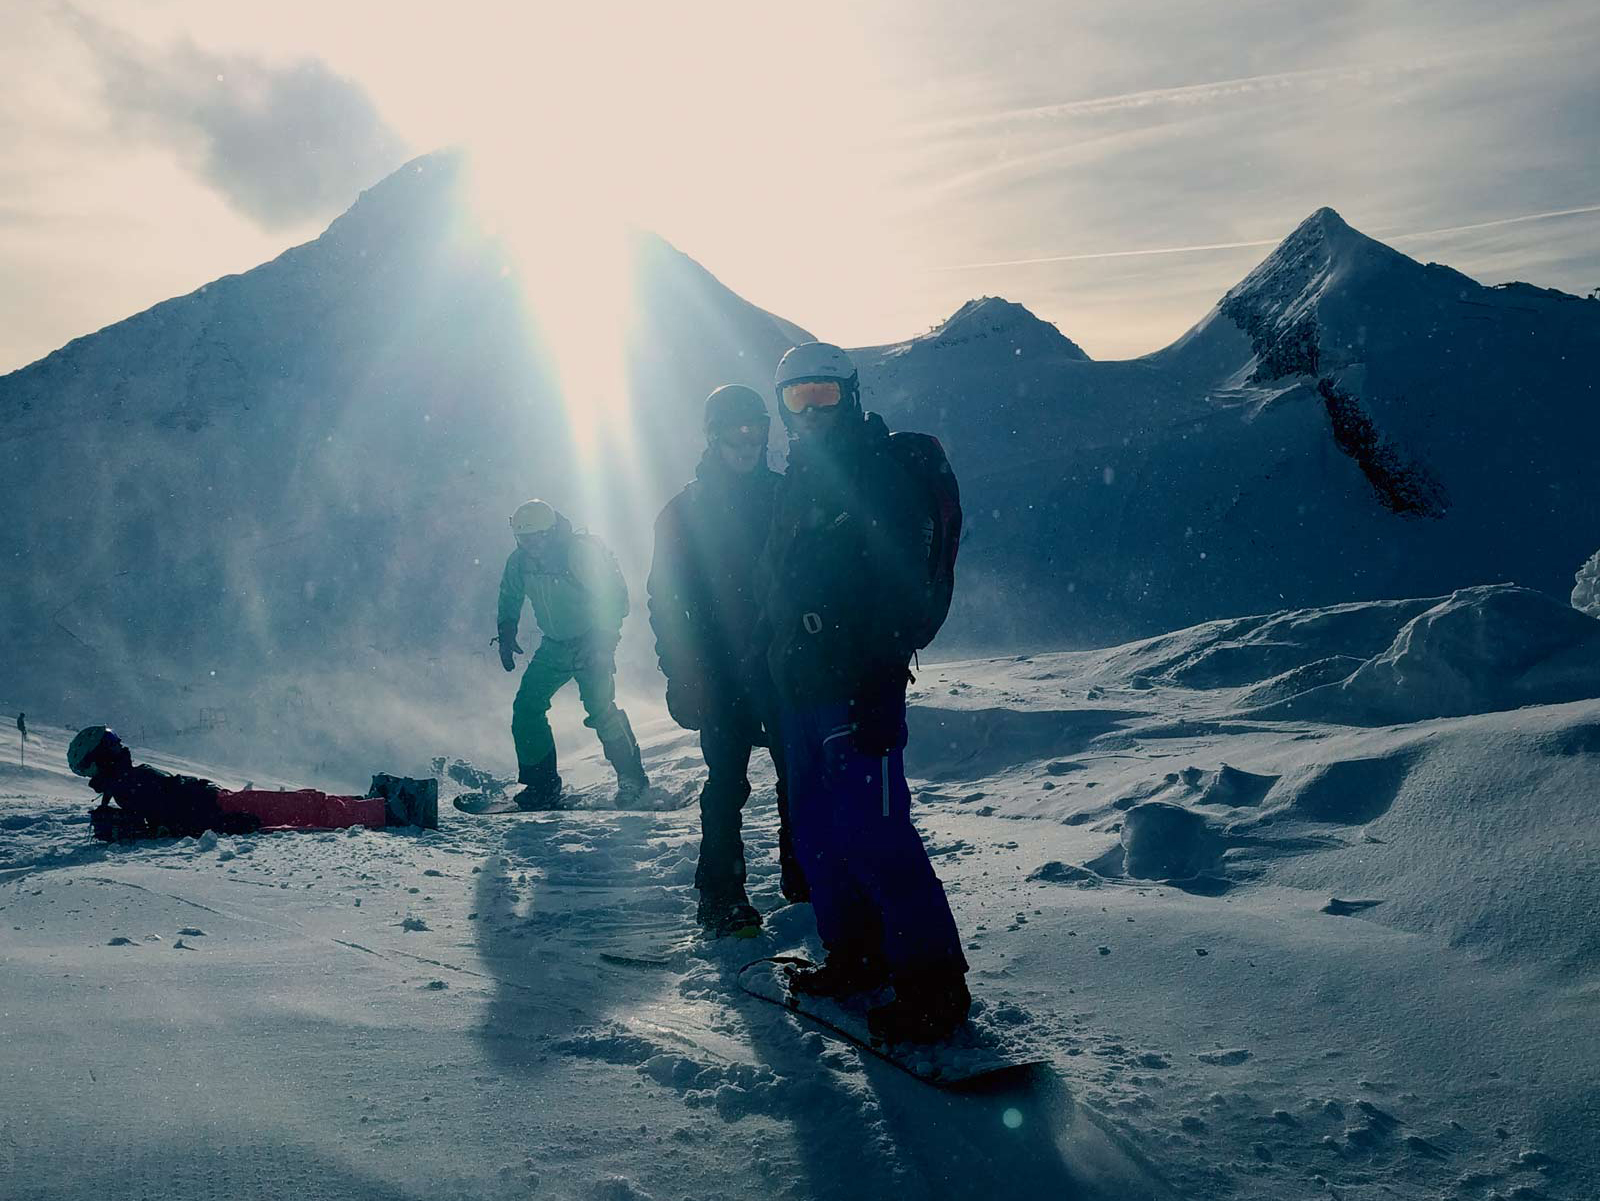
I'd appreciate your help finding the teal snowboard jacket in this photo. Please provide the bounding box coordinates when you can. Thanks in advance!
[498,533,630,644]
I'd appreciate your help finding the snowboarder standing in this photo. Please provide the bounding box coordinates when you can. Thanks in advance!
[497,500,648,809]
[648,385,806,938]
[66,726,437,839]
[757,342,971,1043]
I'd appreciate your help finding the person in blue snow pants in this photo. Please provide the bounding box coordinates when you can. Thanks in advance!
[755,340,971,1043]
[780,701,966,982]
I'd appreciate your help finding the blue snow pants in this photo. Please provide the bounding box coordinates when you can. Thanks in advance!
[780,698,968,982]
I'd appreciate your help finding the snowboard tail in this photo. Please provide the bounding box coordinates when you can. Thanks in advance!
[737,955,1045,1089]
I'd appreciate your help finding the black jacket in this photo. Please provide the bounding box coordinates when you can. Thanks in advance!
[756,412,932,706]
[648,451,782,699]
[93,763,229,836]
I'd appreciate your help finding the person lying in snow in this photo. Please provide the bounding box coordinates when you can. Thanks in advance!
[66,726,437,841]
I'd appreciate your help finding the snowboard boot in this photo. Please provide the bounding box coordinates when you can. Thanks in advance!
[513,757,564,812]
[369,774,440,829]
[600,714,649,804]
[697,890,763,939]
[785,949,890,1000]
[866,968,972,1044]
[778,854,810,905]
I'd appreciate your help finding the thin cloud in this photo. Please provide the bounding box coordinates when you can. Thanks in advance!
[928,203,1600,273]
[70,11,408,228]
[917,60,1451,135]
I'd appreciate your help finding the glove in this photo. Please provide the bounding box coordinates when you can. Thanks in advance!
[665,678,704,731]
[849,674,909,756]
[497,625,523,672]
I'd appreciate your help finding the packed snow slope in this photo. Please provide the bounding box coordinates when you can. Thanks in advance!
[4,583,1596,1201]
[859,208,1600,647]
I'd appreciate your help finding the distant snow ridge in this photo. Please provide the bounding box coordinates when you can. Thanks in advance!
[1574,549,1600,618]
[1251,584,1600,724]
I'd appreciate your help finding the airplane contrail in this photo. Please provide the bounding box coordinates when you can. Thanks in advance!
[927,203,1600,273]
[926,64,1404,132]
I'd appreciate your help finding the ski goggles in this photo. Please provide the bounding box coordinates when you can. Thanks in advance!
[712,421,769,449]
[779,380,843,414]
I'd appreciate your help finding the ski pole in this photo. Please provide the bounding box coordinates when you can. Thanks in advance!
[882,755,890,817]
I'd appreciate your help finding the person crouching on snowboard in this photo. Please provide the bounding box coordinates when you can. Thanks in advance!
[67,726,437,840]
[757,342,970,1043]
[648,385,807,939]
[497,499,649,809]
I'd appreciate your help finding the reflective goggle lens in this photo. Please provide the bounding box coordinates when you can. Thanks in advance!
[780,380,843,414]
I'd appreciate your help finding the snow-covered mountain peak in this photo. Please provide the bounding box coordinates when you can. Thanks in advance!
[316,149,466,256]
[873,295,1089,367]
[934,295,1089,359]
[1214,207,1419,379]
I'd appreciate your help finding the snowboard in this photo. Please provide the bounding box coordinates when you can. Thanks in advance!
[452,790,537,815]
[598,916,761,969]
[737,955,1046,1089]
[453,782,689,816]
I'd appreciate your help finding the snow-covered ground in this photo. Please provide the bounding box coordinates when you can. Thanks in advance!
[5,584,1596,1200]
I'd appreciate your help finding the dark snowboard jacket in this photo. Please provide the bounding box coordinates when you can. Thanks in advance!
[91,764,247,838]
[756,412,935,706]
[648,451,782,702]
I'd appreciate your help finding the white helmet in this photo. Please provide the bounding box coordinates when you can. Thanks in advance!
[510,499,563,538]
[774,342,860,428]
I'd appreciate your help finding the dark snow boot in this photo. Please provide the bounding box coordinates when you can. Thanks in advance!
[369,774,440,829]
[513,757,564,811]
[866,969,972,1044]
[785,950,890,1000]
[600,714,649,803]
[697,891,763,939]
[779,856,810,905]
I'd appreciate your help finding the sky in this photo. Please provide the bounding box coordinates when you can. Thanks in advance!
[2,0,1597,373]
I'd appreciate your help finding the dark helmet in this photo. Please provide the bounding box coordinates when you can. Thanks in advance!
[68,726,126,778]
[703,384,770,438]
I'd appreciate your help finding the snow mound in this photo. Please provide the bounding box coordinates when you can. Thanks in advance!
[1574,548,1600,618]
[1179,763,1277,807]
[1252,585,1600,724]
[1086,597,1440,691]
[1119,802,1225,881]
[1260,753,1413,825]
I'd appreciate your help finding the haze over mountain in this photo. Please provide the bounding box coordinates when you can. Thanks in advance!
[4,150,1596,763]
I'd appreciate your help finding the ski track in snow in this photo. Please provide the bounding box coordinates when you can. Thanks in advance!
[3,601,1598,1201]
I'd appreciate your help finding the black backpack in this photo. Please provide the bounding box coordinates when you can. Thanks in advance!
[888,431,962,650]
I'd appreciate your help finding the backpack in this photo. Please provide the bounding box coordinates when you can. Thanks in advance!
[888,431,962,650]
